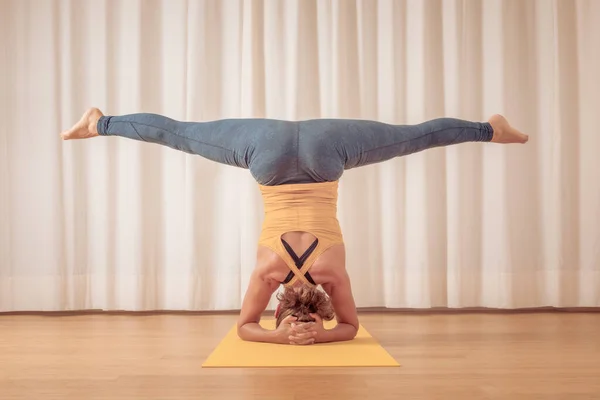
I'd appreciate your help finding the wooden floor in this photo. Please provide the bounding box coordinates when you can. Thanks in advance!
[1,312,599,400]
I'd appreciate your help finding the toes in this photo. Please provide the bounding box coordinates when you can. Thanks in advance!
[60,126,81,140]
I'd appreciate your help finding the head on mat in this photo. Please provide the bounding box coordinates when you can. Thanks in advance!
[274,284,335,328]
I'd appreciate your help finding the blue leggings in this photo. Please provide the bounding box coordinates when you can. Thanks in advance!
[97,114,493,185]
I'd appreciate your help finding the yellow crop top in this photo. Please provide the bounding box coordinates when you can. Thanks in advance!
[257,180,344,287]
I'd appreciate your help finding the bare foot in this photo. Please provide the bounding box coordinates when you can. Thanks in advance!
[488,114,529,144]
[60,107,104,140]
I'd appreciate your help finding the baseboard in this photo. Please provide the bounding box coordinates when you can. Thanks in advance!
[1,306,599,316]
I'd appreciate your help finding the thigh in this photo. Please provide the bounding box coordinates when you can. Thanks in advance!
[295,120,347,183]
[246,119,303,185]
[302,118,400,170]
[307,117,489,169]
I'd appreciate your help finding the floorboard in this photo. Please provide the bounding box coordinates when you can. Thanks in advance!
[1,312,599,399]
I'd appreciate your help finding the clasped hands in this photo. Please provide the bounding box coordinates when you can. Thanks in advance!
[277,314,326,345]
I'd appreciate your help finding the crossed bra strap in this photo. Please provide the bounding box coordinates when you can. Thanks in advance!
[280,238,318,285]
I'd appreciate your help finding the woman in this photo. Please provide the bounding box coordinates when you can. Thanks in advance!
[61,108,528,345]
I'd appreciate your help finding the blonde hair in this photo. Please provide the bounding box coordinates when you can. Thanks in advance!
[275,284,335,328]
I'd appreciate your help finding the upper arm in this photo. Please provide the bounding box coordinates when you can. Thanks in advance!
[237,268,278,328]
[326,269,359,330]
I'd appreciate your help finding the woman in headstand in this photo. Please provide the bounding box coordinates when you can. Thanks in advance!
[61,108,528,345]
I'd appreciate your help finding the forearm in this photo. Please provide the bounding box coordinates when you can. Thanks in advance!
[237,322,282,344]
[319,322,358,343]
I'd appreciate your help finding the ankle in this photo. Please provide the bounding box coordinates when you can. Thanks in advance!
[86,108,103,135]
[88,118,99,135]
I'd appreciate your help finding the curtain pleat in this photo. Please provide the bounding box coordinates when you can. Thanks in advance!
[0,0,598,311]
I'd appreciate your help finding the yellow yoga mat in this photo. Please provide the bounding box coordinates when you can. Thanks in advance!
[202,319,399,368]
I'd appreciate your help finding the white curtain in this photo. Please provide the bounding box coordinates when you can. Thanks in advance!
[1,0,599,312]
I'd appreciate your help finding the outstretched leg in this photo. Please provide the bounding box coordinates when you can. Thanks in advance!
[316,115,528,170]
[60,108,295,171]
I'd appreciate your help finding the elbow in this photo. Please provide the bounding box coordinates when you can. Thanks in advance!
[237,320,259,342]
[331,322,358,343]
[236,322,248,341]
[335,321,358,342]
[345,319,359,340]
[349,324,359,340]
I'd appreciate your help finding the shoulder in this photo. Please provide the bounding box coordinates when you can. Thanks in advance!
[321,265,351,293]
[255,246,287,284]
[310,244,346,285]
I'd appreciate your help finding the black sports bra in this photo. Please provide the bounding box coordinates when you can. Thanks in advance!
[280,238,318,285]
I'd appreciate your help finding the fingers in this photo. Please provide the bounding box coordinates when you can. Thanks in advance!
[289,333,317,345]
[286,319,323,345]
[291,331,317,340]
[288,327,318,345]
[291,322,314,332]
[309,313,323,323]
[289,338,315,345]
[281,315,298,325]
